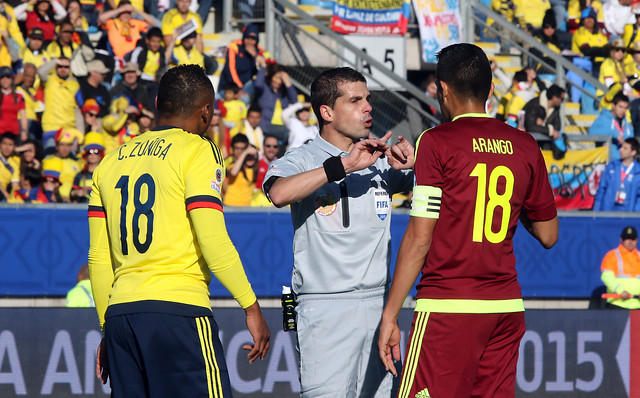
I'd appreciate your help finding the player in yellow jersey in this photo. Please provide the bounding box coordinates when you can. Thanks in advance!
[88,64,270,397]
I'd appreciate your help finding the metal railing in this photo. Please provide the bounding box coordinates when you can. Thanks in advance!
[262,0,440,139]
[467,0,607,102]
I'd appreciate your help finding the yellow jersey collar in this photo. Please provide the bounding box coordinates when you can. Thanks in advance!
[452,113,491,122]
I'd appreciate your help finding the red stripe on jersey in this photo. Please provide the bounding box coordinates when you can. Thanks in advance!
[186,201,223,212]
[88,211,106,218]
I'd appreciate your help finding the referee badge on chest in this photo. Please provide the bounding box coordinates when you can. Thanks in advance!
[374,188,390,220]
[315,193,337,216]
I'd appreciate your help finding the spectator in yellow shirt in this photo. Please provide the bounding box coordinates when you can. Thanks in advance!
[44,20,78,59]
[19,27,49,68]
[0,132,19,200]
[43,127,81,202]
[39,57,80,154]
[161,0,203,54]
[165,30,204,70]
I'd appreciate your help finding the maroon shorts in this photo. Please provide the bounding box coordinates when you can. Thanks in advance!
[397,311,525,398]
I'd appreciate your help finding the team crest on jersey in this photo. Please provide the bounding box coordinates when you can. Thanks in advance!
[315,193,337,216]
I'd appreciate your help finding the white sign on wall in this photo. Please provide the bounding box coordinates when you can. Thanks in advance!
[342,35,406,90]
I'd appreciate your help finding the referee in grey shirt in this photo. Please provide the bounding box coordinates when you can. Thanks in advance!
[263,67,415,398]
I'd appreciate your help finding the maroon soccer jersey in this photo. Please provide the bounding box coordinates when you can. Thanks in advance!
[414,114,557,300]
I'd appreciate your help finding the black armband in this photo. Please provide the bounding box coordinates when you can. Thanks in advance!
[262,175,280,200]
[323,156,346,182]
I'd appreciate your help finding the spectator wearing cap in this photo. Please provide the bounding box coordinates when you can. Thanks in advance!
[98,0,157,60]
[165,30,205,70]
[601,226,640,309]
[19,28,49,68]
[70,131,103,202]
[217,23,264,100]
[594,137,640,210]
[80,98,101,133]
[40,155,63,202]
[39,57,80,153]
[109,62,152,111]
[282,100,318,150]
[44,127,80,201]
[603,0,636,37]
[0,66,27,142]
[571,7,608,63]
[77,59,111,117]
[567,0,604,33]
[161,0,203,55]
[44,20,78,59]
[0,132,19,200]
[14,0,67,42]
[599,38,630,94]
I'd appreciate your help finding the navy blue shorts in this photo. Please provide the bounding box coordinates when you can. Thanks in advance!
[105,303,232,398]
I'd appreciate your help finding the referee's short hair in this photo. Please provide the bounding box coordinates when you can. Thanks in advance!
[436,43,492,103]
[311,67,366,131]
[157,65,214,117]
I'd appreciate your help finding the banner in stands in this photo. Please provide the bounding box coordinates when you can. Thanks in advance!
[0,309,638,397]
[330,0,410,35]
[413,0,463,62]
[543,146,608,210]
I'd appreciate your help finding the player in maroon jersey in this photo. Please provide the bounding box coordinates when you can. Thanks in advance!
[378,43,559,398]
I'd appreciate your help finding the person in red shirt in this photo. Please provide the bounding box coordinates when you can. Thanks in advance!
[0,66,27,142]
[378,43,559,398]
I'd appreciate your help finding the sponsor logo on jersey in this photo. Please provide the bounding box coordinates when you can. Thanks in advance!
[415,388,431,398]
[315,193,337,216]
[210,179,221,195]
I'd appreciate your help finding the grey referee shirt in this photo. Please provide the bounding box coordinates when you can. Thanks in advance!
[264,135,414,295]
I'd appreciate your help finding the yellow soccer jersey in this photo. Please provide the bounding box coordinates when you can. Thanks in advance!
[88,127,256,328]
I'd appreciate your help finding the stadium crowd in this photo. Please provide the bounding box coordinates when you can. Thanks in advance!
[6,0,640,209]
[0,0,319,205]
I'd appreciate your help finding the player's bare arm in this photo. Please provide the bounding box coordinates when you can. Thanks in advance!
[242,301,271,363]
[96,337,109,384]
[267,137,386,207]
[379,216,437,376]
[519,212,559,249]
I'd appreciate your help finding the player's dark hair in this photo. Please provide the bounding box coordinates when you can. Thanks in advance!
[231,133,249,147]
[311,67,366,131]
[625,137,640,152]
[247,104,262,115]
[146,27,163,40]
[156,64,214,117]
[436,43,492,103]
[612,93,630,105]
[545,84,565,100]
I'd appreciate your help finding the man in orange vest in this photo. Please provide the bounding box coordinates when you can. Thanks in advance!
[601,226,640,309]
